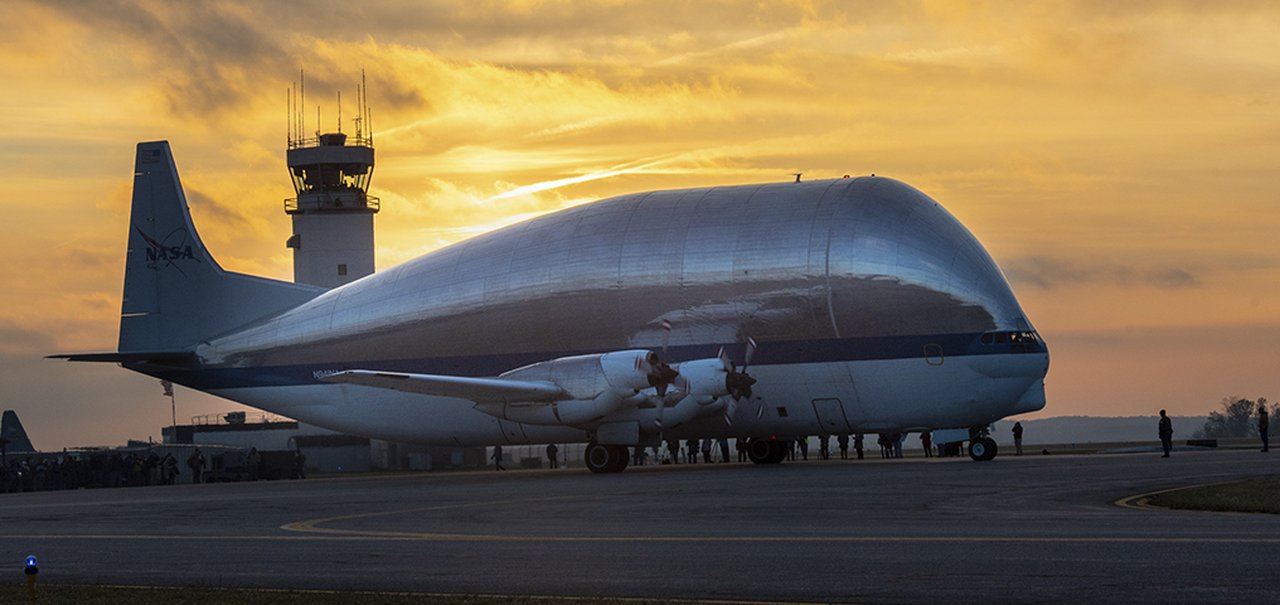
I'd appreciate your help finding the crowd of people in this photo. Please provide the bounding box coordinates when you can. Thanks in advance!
[535,431,982,469]
[0,451,182,493]
[0,446,308,494]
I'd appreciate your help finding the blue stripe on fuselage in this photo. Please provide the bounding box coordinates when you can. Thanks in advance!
[130,333,1046,391]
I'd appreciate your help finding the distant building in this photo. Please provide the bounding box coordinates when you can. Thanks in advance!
[161,411,484,473]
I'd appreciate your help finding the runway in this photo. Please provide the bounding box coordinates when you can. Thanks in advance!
[1,449,1277,604]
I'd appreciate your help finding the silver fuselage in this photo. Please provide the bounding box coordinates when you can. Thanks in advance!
[150,176,1047,446]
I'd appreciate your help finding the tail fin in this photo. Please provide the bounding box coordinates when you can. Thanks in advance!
[119,141,322,351]
[1,410,36,453]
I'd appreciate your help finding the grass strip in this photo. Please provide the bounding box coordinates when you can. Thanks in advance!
[1146,475,1280,514]
[3,583,792,605]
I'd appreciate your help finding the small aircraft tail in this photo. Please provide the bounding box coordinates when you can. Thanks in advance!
[115,141,322,353]
[1,410,36,453]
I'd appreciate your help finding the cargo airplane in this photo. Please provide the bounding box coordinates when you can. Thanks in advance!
[54,142,1048,472]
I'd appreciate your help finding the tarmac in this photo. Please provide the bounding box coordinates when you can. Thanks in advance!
[1,448,1277,604]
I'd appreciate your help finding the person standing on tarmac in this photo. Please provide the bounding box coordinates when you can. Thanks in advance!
[1259,406,1269,453]
[1158,410,1174,458]
[1013,421,1024,456]
[837,433,849,459]
[546,443,559,468]
[491,444,506,471]
[186,448,205,484]
[293,448,307,479]
[854,433,865,460]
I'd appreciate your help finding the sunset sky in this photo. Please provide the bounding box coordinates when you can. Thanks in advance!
[2,1,1277,449]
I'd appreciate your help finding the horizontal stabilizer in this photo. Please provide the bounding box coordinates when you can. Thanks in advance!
[47,351,196,364]
[320,370,562,404]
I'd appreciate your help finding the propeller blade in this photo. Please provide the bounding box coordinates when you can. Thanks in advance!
[723,397,737,427]
[661,318,672,358]
[743,336,758,370]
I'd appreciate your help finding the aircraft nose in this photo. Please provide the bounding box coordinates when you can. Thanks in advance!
[1010,378,1047,415]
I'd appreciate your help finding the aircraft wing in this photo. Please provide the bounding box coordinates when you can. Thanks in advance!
[319,370,563,404]
[47,351,196,364]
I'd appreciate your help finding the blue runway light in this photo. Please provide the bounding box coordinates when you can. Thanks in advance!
[24,554,39,600]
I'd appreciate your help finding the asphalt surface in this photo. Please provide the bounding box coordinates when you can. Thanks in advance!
[1,448,1277,604]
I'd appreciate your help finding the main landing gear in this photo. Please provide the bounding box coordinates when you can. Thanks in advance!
[584,443,630,473]
[746,438,788,464]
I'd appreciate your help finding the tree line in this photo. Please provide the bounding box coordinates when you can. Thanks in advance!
[1193,396,1274,439]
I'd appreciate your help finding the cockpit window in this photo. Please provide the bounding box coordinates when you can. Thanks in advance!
[980,331,1039,346]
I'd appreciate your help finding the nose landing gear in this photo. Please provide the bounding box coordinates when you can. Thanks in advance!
[969,436,998,461]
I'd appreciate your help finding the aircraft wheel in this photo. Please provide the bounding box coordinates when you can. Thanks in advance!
[766,440,789,464]
[610,446,630,472]
[585,443,625,473]
[747,438,775,464]
[969,437,998,462]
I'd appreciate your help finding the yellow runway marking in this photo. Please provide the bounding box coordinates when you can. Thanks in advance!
[271,492,1280,543]
[1113,479,1253,512]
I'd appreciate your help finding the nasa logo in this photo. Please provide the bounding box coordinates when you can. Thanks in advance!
[134,225,202,274]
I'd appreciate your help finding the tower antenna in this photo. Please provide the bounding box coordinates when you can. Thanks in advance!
[337,91,342,134]
[363,69,371,143]
[300,68,306,142]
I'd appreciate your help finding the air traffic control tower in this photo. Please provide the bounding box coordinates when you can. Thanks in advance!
[284,75,378,288]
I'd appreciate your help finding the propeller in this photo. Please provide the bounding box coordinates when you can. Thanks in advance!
[643,350,680,398]
[650,319,679,431]
[717,337,758,426]
[723,337,758,401]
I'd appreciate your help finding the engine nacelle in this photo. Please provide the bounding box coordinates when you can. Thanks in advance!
[642,356,735,431]
[502,349,659,399]
[672,357,731,401]
[477,349,670,427]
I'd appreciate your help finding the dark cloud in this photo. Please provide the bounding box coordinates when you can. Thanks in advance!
[46,1,292,116]
[1005,256,1201,290]
[0,320,56,357]
[186,187,250,227]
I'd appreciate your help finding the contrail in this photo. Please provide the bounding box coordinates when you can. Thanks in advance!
[482,155,678,203]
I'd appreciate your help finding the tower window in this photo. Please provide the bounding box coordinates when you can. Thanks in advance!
[337,264,348,276]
